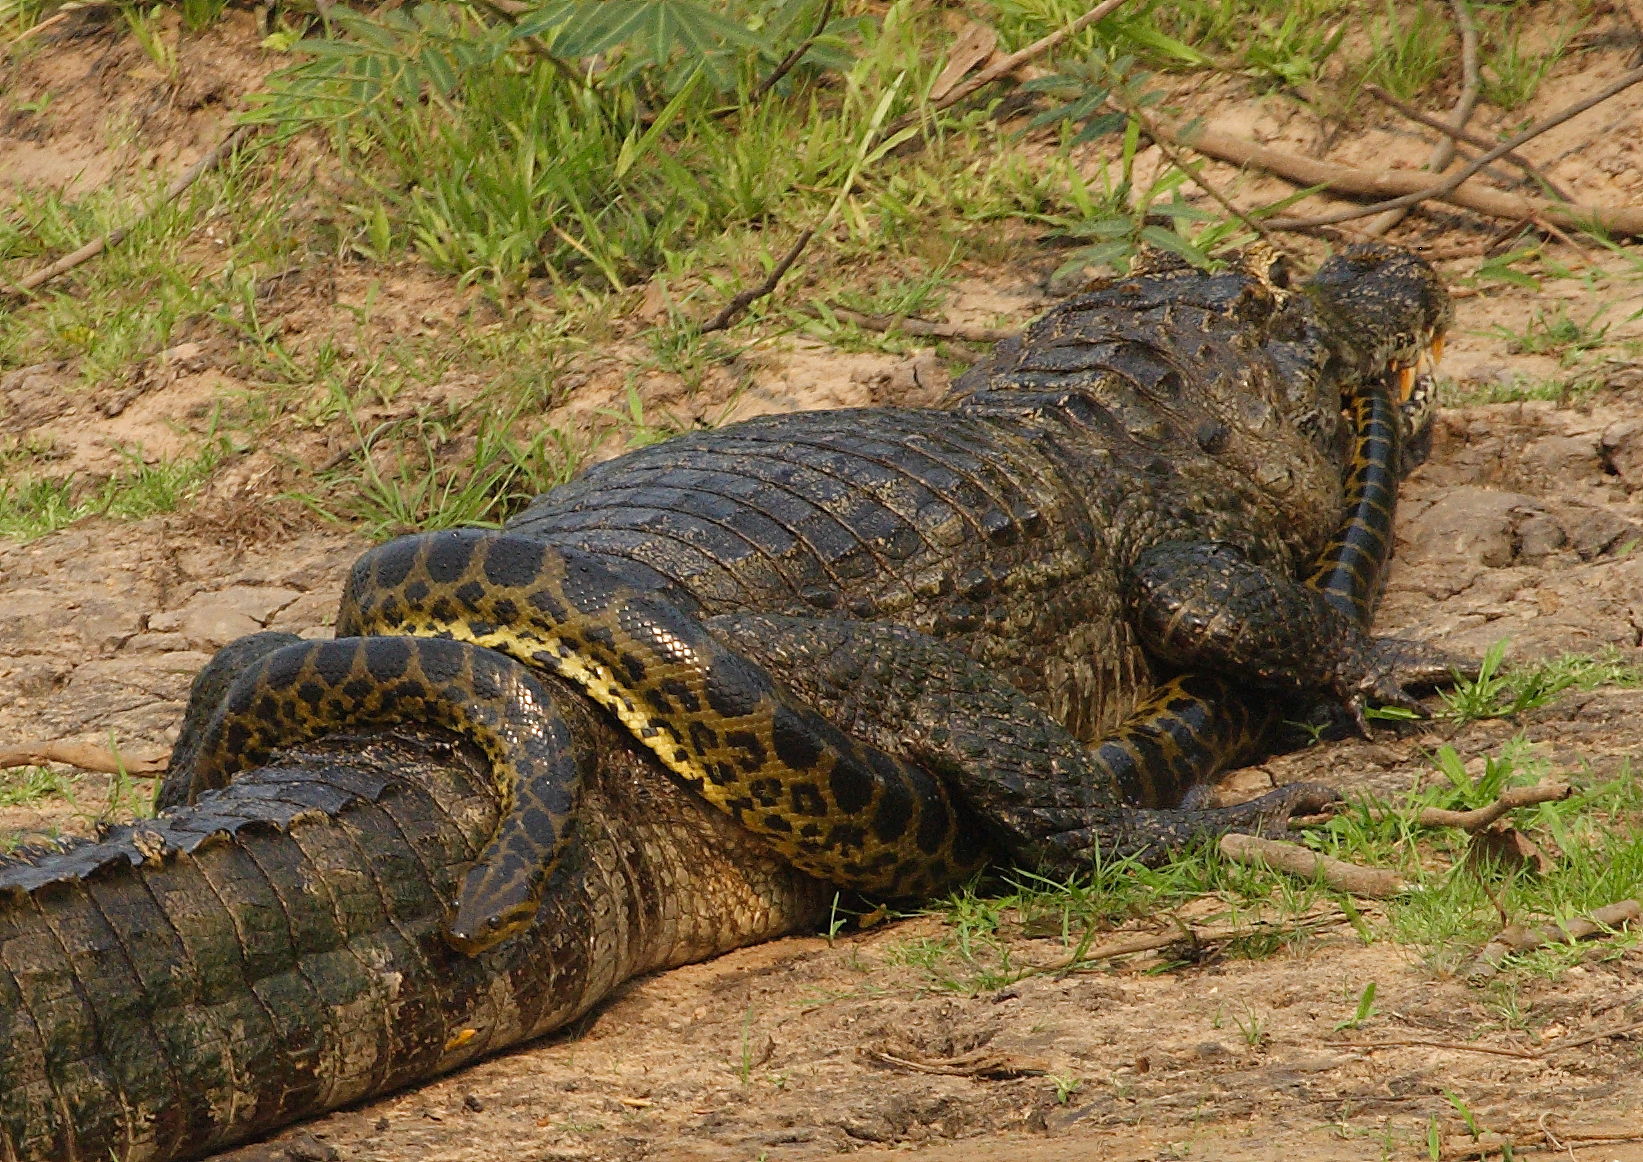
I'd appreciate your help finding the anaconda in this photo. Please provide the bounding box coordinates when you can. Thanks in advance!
[163,243,1462,955]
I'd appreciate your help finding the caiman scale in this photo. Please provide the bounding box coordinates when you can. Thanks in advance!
[0,244,1458,1161]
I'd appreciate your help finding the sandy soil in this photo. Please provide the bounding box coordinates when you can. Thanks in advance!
[6,7,1643,1161]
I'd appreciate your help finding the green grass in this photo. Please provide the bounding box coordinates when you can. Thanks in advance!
[0,441,227,541]
[1478,15,1576,112]
[0,766,74,809]
[1486,305,1614,365]
[1354,0,1452,102]
[891,736,1643,993]
[1444,372,1604,407]
[292,406,585,540]
[1439,644,1643,724]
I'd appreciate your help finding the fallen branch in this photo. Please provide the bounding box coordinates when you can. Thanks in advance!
[747,0,835,104]
[1257,65,1643,231]
[1364,84,1574,202]
[1218,833,1407,897]
[1413,783,1572,832]
[5,124,255,300]
[808,303,1015,342]
[1162,65,1643,236]
[1290,782,1572,832]
[1363,0,1480,237]
[0,740,168,776]
[700,227,815,333]
[1466,898,1643,982]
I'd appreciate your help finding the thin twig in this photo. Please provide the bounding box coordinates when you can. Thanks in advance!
[1364,0,1479,237]
[1166,102,1643,237]
[809,303,1015,342]
[1336,1018,1643,1063]
[1333,1038,1537,1060]
[1364,84,1575,202]
[881,0,1130,140]
[1537,1017,1643,1057]
[1290,782,1571,832]
[1014,910,1349,977]
[1258,65,1643,230]
[5,124,255,299]
[747,0,834,104]
[1413,783,1572,832]
[4,0,108,48]
[701,228,815,333]
[702,0,1128,327]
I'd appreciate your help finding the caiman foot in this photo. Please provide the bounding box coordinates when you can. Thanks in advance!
[1342,636,1482,735]
[1036,781,1342,871]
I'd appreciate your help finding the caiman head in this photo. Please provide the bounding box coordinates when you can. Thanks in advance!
[1304,241,1453,474]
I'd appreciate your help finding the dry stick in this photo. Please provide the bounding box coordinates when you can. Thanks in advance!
[1218,833,1407,898]
[1337,1018,1643,1063]
[701,228,815,333]
[1466,898,1643,982]
[1415,782,1572,831]
[811,303,1015,342]
[1251,64,1643,231]
[1536,1016,1643,1057]
[0,741,168,776]
[1364,84,1575,202]
[1288,782,1571,832]
[881,0,1131,140]
[1363,0,1479,238]
[747,0,835,104]
[1333,1038,1537,1060]
[6,124,255,299]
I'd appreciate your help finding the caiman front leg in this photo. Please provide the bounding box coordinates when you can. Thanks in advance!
[1129,539,1474,732]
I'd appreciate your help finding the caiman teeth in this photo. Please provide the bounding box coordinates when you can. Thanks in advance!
[1391,330,1445,403]
[1394,362,1416,402]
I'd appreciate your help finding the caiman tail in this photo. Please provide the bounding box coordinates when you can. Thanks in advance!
[0,707,830,1162]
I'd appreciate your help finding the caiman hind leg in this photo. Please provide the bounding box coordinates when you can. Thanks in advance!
[698,612,1337,874]
[162,632,595,954]
[338,529,990,899]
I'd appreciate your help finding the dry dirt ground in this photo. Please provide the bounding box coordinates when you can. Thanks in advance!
[7,9,1643,1162]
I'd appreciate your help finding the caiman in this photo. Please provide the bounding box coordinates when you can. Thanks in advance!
[0,244,1458,1161]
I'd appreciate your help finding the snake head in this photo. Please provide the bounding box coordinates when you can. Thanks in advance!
[444,864,544,956]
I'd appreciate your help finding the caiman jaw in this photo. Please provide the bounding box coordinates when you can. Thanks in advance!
[1391,330,1446,472]
[1390,330,1445,405]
